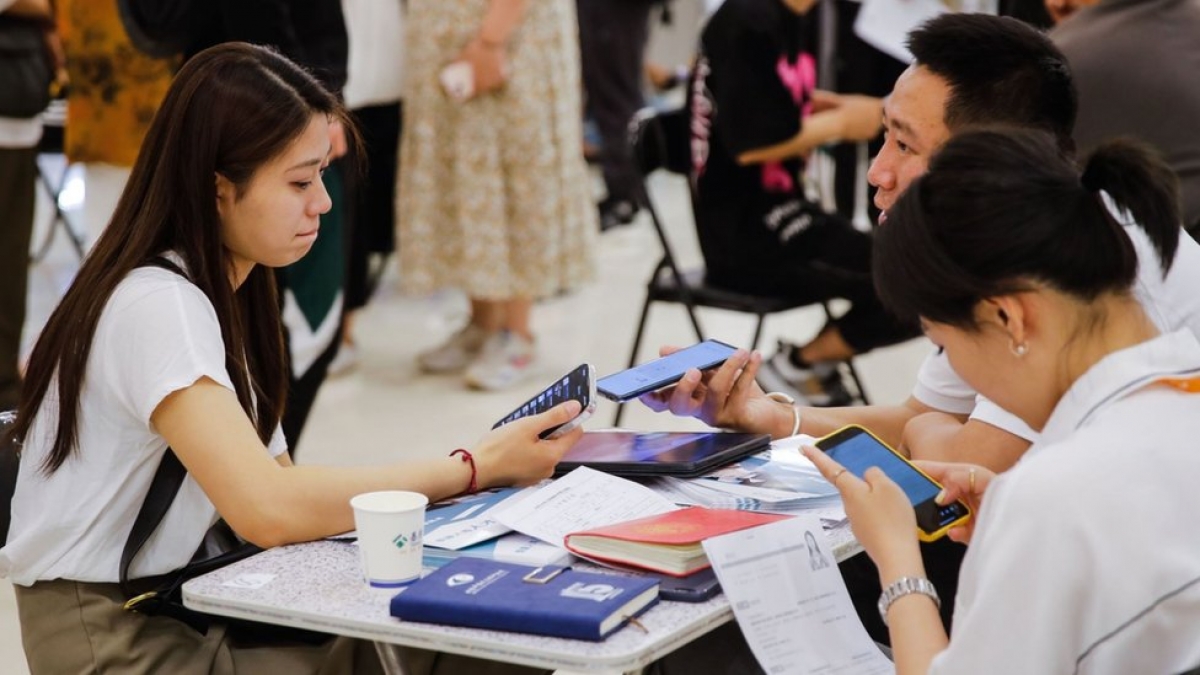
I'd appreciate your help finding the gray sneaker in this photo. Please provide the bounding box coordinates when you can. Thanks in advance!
[417,323,489,373]
[464,330,536,391]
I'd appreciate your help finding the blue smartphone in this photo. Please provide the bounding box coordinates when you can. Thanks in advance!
[815,425,971,542]
[597,339,739,402]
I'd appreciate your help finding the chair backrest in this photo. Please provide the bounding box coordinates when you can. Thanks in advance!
[630,106,692,181]
[1,410,18,545]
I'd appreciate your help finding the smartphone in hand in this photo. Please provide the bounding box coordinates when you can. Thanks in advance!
[815,425,971,542]
[439,61,475,102]
[597,339,738,402]
[493,364,596,440]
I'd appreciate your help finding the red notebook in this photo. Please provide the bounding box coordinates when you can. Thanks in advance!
[563,507,789,577]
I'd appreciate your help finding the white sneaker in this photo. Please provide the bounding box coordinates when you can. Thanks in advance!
[326,342,358,378]
[418,323,489,373]
[757,342,853,407]
[464,331,536,391]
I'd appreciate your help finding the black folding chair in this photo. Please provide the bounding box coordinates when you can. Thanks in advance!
[612,107,868,425]
[32,99,86,263]
[1,410,19,545]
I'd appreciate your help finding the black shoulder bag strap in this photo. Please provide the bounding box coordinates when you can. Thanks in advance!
[115,258,326,644]
[117,258,258,633]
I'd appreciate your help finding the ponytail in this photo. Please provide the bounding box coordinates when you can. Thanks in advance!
[1080,139,1181,275]
[875,127,1183,330]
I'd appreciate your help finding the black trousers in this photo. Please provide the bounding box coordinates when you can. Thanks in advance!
[706,207,919,354]
[0,146,37,411]
[576,0,654,204]
[345,102,401,312]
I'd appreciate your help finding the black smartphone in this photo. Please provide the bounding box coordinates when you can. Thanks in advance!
[653,567,722,602]
[597,339,739,402]
[493,364,596,440]
[815,425,971,542]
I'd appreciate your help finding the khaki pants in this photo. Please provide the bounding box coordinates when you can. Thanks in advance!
[15,579,547,675]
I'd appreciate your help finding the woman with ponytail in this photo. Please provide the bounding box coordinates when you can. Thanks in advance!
[804,128,1200,674]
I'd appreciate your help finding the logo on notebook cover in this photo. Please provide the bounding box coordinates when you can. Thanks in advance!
[447,573,475,587]
[561,582,623,603]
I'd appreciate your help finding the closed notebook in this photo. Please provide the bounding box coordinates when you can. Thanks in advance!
[564,507,789,577]
[389,557,659,641]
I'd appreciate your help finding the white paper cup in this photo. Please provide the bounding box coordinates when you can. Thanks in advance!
[350,491,428,588]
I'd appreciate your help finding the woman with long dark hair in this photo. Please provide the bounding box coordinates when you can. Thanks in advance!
[1,42,579,674]
[806,128,1200,673]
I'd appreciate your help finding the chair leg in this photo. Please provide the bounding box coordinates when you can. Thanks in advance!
[749,315,767,352]
[844,359,871,406]
[614,297,655,427]
[684,304,705,343]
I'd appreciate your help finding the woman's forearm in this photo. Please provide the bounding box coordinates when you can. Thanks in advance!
[878,556,950,675]
[478,0,529,46]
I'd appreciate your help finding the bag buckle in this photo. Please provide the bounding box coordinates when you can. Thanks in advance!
[123,590,159,612]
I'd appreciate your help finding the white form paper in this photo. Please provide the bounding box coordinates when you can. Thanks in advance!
[492,466,679,546]
[704,516,894,675]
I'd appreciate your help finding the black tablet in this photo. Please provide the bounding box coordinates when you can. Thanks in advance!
[553,431,770,479]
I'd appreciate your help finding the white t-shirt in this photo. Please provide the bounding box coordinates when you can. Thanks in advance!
[913,215,1200,440]
[0,261,286,585]
[929,329,1200,674]
[340,0,405,109]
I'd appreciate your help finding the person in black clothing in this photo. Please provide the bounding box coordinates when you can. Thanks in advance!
[690,0,918,405]
[183,0,351,454]
[576,0,657,230]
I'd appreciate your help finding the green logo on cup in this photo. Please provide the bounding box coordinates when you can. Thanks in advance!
[393,534,408,549]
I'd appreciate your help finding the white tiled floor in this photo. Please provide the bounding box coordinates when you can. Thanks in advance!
[1,168,929,673]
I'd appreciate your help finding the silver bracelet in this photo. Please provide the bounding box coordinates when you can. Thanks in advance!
[764,391,802,437]
[877,576,940,626]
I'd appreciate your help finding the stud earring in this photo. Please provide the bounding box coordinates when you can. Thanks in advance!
[1010,340,1029,358]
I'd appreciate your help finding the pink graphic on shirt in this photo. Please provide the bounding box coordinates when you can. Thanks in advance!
[762,163,795,192]
[762,53,816,192]
[777,52,816,113]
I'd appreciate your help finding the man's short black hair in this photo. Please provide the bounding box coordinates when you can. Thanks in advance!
[908,14,1078,154]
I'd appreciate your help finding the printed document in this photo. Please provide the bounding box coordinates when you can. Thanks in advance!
[493,466,679,546]
[704,516,894,674]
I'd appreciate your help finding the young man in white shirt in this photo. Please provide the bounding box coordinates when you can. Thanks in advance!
[642,13,1200,473]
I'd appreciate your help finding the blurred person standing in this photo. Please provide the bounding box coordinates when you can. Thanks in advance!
[1048,0,1200,235]
[400,0,595,391]
[182,0,353,451]
[0,0,54,411]
[328,0,407,376]
[56,0,176,248]
[576,0,656,231]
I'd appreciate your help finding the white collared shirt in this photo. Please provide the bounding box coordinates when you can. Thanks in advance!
[928,330,1200,674]
[913,216,1200,441]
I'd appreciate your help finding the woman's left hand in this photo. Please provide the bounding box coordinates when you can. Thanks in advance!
[802,445,921,570]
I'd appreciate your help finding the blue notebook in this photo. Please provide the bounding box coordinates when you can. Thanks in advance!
[390,558,660,641]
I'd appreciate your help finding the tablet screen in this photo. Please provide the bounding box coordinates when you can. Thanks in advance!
[555,431,770,478]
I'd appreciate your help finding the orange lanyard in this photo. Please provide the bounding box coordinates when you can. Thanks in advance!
[1154,376,1200,393]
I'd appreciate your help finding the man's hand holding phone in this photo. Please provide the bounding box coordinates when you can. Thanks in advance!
[637,346,794,437]
[473,401,583,489]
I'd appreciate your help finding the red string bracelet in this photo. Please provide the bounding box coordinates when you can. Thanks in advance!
[450,448,478,495]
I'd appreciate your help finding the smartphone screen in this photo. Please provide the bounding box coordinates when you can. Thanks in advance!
[597,339,738,401]
[493,364,595,439]
[816,426,970,541]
